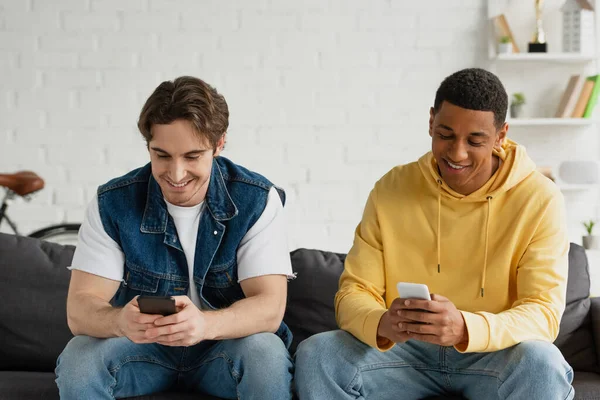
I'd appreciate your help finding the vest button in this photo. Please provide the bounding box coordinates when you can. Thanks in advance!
[213,230,217,235]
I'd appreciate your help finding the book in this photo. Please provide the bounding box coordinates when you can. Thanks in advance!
[571,79,595,118]
[583,75,600,118]
[555,75,585,117]
[494,14,519,53]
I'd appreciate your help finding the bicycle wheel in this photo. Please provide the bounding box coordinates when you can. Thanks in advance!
[29,223,81,246]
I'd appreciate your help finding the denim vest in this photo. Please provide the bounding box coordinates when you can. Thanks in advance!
[97,156,292,348]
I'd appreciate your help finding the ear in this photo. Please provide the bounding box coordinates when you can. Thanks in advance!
[428,107,435,137]
[495,122,508,148]
[213,134,226,157]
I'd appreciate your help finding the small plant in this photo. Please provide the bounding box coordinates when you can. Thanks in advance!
[499,35,511,44]
[584,220,596,235]
[511,92,526,106]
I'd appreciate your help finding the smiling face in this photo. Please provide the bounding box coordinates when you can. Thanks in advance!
[429,101,507,196]
[149,119,224,207]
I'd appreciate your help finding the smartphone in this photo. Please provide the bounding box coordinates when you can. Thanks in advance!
[396,282,431,301]
[137,296,177,316]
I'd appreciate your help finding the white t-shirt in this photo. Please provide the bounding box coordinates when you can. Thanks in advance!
[70,187,294,309]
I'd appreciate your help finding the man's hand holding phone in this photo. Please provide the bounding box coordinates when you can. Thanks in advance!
[377,282,468,347]
[115,296,164,344]
[143,296,209,347]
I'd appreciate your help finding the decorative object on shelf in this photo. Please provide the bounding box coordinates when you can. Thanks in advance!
[561,0,595,54]
[494,14,520,53]
[571,76,596,117]
[583,74,600,118]
[529,0,548,52]
[559,160,600,184]
[498,36,513,54]
[583,220,599,250]
[555,74,586,117]
[508,118,595,126]
[510,92,526,118]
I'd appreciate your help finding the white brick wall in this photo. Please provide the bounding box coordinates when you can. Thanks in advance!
[0,0,596,252]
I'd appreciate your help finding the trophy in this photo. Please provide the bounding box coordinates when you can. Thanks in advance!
[528,0,547,52]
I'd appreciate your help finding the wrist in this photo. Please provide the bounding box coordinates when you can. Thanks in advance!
[458,313,469,345]
[376,312,388,340]
[202,310,218,341]
[112,307,126,338]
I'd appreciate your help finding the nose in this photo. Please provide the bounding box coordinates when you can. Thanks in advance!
[169,160,186,183]
[448,140,468,163]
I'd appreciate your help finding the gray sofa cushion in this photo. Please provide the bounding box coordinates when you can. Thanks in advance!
[555,243,598,373]
[0,372,219,400]
[284,248,345,353]
[594,297,600,368]
[0,233,74,372]
[1,234,598,398]
[286,244,600,373]
[572,371,600,400]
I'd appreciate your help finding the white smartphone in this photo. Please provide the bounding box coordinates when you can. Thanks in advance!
[396,282,431,301]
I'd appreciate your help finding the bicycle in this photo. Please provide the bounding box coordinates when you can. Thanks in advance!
[0,171,81,246]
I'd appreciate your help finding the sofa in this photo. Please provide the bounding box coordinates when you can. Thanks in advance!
[0,232,599,399]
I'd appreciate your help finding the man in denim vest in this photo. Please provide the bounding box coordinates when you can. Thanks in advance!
[55,76,295,399]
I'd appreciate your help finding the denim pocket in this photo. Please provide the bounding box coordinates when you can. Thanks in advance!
[204,269,235,289]
[125,261,159,293]
[204,259,236,289]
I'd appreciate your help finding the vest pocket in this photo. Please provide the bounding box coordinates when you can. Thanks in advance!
[204,259,236,289]
[204,269,234,289]
[125,262,160,293]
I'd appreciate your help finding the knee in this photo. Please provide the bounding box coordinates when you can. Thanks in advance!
[295,330,358,394]
[55,336,107,394]
[56,336,130,377]
[235,333,292,369]
[296,330,349,363]
[56,336,101,374]
[509,341,570,376]
[226,333,292,388]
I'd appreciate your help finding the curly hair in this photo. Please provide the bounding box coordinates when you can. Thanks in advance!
[138,76,229,151]
[433,68,508,129]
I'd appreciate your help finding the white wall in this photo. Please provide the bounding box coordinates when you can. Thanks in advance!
[0,0,595,252]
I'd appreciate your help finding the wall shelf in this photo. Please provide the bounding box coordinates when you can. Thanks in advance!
[494,53,596,63]
[558,183,597,192]
[507,118,595,126]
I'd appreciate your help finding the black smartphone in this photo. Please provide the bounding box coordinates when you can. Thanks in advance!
[137,296,177,316]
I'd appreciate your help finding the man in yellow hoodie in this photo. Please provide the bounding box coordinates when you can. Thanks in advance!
[295,68,574,399]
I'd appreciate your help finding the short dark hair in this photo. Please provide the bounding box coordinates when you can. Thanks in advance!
[138,76,229,151]
[433,68,508,129]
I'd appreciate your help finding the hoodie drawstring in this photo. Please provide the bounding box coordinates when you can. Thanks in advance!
[481,196,492,297]
[435,179,491,298]
[437,179,442,274]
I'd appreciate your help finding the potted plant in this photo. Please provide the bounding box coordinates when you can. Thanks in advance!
[510,92,526,118]
[498,36,513,54]
[583,220,600,250]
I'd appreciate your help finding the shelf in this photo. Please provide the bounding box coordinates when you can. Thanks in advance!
[558,183,597,192]
[495,53,596,63]
[507,118,595,126]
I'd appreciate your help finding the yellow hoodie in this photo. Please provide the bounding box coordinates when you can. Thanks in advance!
[335,139,569,353]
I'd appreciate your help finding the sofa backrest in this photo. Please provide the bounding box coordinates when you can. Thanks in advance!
[0,232,596,373]
[285,243,599,372]
[555,243,597,372]
[283,248,345,352]
[0,233,74,372]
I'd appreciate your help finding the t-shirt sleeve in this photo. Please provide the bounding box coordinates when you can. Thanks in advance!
[69,195,125,282]
[236,186,294,282]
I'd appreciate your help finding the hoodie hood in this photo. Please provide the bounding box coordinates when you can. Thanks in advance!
[417,138,537,296]
[417,138,537,202]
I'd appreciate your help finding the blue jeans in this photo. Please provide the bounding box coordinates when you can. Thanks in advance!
[294,330,574,400]
[55,333,293,399]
